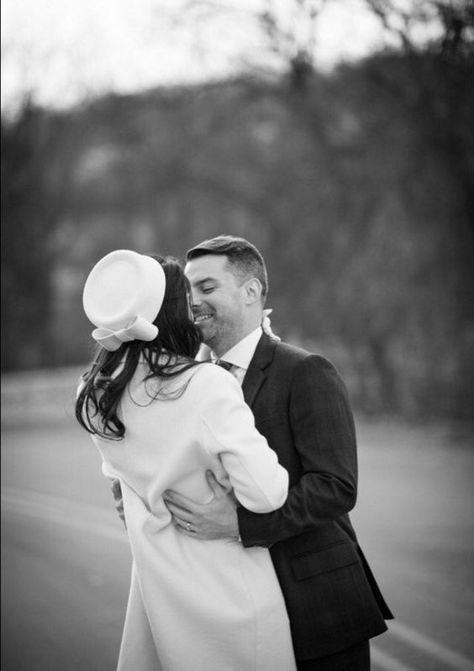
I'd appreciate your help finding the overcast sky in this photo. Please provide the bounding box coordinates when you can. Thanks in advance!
[1,0,438,112]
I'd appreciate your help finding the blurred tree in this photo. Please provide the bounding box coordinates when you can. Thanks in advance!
[359,0,474,416]
[1,99,78,369]
[227,0,474,416]
[2,0,472,420]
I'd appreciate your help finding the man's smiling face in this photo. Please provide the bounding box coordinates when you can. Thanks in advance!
[184,254,248,356]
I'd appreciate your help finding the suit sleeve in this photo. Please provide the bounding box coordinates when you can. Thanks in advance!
[199,368,289,513]
[237,355,358,547]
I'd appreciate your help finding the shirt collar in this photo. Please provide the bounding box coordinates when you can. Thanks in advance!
[211,326,263,370]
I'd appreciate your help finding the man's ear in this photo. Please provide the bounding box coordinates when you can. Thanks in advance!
[244,278,263,305]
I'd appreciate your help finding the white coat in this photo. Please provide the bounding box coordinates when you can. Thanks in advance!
[91,360,296,671]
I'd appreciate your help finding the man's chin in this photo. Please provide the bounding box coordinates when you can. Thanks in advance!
[196,323,214,343]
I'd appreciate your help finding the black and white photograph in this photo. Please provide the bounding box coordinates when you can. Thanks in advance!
[2,1,473,670]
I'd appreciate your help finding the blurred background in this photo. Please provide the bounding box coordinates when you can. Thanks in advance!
[2,0,474,670]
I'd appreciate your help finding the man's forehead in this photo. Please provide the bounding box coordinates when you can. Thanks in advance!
[185,254,230,281]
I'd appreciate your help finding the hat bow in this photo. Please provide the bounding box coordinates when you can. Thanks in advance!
[92,315,158,352]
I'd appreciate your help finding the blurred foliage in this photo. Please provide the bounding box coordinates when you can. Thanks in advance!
[2,3,473,420]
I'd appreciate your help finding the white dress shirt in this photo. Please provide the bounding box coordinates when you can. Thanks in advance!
[212,326,263,386]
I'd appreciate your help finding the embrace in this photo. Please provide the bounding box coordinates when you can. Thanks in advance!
[76,235,393,671]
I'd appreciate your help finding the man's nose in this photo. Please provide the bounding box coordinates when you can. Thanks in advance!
[190,291,201,308]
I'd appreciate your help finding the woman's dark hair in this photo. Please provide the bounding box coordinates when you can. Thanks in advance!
[75,255,202,440]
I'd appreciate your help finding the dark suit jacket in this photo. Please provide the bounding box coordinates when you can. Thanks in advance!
[238,333,393,661]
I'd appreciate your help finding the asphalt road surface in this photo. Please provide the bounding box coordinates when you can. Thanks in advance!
[2,369,473,670]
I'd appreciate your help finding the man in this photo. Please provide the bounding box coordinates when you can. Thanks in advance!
[162,235,393,670]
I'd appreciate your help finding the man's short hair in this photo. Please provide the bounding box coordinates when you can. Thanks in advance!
[186,235,268,302]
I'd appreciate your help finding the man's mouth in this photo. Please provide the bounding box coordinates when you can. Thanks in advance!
[194,313,213,324]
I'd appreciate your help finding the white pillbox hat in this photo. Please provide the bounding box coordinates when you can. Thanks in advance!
[83,249,166,351]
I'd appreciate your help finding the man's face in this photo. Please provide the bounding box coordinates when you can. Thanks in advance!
[185,254,248,355]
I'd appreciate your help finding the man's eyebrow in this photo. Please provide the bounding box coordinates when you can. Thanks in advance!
[194,277,217,286]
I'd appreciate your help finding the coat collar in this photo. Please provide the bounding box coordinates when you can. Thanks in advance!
[242,333,278,407]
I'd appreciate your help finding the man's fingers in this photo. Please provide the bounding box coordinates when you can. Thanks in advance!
[163,490,201,514]
[205,470,228,495]
[171,515,196,535]
[165,499,195,524]
[175,523,196,536]
[163,497,193,516]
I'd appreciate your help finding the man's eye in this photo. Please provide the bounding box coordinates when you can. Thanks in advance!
[202,286,214,294]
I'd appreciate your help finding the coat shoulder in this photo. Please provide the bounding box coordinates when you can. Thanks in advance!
[189,361,236,387]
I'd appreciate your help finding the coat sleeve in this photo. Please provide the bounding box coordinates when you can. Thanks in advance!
[237,355,358,547]
[199,367,289,513]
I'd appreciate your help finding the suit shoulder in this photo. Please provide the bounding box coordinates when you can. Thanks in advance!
[273,342,351,407]
[274,339,337,372]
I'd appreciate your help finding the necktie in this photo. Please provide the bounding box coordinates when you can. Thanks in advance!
[215,360,233,372]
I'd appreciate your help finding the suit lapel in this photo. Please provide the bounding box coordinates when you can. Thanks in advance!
[242,334,277,408]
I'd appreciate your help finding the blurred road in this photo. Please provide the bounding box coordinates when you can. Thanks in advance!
[1,369,474,670]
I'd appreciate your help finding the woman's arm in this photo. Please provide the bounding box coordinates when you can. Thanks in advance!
[200,367,289,513]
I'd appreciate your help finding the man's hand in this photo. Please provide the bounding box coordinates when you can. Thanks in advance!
[111,478,126,528]
[163,471,240,541]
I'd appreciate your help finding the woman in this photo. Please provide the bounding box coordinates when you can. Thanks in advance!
[76,250,296,671]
